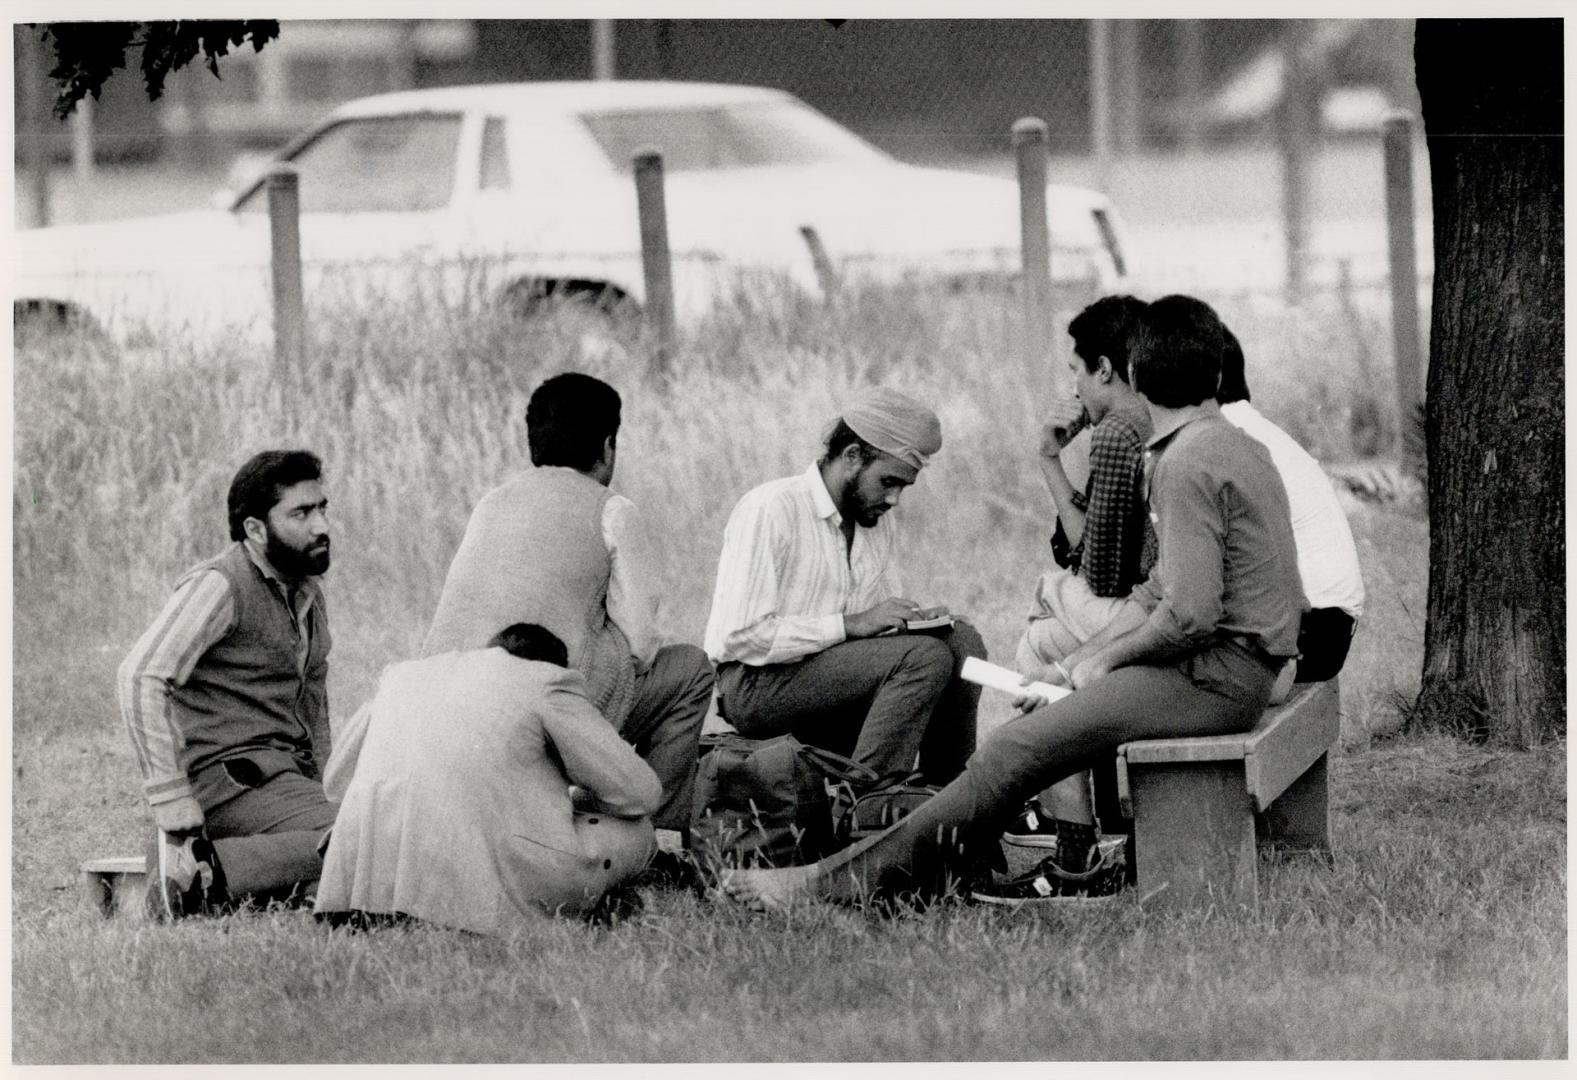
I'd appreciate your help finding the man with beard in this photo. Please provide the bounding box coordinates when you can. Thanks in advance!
[704,388,985,793]
[118,449,337,919]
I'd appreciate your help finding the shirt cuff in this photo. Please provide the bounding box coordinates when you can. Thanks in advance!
[144,775,196,806]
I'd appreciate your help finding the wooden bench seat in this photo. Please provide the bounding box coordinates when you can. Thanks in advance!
[1114,679,1340,910]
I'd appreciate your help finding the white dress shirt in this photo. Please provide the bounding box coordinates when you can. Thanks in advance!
[704,463,903,666]
[1220,401,1365,617]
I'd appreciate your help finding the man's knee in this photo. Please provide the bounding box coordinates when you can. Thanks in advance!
[947,622,987,662]
[894,636,955,683]
[658,643,715,701]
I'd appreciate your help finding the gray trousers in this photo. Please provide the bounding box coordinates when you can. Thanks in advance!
[716,624,986,788]
[201,765,338,901]
[620,643,714,834]
[822,639,1279,898]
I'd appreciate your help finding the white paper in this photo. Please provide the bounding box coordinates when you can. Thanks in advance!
[960,656,1072,704]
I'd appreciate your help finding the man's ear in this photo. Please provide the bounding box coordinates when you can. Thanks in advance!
[840,443,867,468]
[1096,356,1116,384]
[242,515,268,546]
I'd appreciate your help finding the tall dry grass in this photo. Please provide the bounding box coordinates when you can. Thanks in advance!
[14,277,1411,736]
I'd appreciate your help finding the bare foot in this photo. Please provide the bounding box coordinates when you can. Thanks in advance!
[719,864,822,910]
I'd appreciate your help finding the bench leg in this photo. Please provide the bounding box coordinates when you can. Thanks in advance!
[1256,751,1333,865]
[1129,762,1258,911]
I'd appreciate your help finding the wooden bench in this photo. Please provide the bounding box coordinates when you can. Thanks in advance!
[1114,679,1339,911]
[81,856,147,919]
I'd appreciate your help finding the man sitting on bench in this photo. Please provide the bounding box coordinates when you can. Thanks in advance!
[721,295,1306,909]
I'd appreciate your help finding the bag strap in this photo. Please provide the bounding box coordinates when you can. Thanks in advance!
[796,743,881,787]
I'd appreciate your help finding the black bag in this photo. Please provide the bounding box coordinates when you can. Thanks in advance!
[692,733,877,869]
[833,778,942,845]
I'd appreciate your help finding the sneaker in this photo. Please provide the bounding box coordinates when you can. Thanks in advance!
[970,842,1126,907]
[1000,799,1061,849]
[145,829,228,921]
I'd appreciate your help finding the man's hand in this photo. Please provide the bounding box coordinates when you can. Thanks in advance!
[1010,663,1068,712]
[845,597,923,639]
[1071,652,1116,689]
[151,795,205,836]
[1040,399,1089,460]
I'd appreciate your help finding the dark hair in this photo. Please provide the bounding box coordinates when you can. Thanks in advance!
[526,373,622,470]
[1130,295,1225,409]
[1067,294,1148,384]
[1216,325,1251,405]
[227,450,323,541]
[819,419,881,467]
[487,622,569,667]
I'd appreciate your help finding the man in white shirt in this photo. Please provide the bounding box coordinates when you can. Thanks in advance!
[704,388,985,791]
[1217,328,1365,682]
[423,373,712,845]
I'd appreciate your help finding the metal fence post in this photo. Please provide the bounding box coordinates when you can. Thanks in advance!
[633,148,676,370]
[1013,117,1054,379]
[267,165,305,373]
[1383,111,1425,473]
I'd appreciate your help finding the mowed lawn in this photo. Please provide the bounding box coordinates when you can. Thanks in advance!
[11,283,1566,1062]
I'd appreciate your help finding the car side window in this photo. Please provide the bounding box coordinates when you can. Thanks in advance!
[480,117,510,192]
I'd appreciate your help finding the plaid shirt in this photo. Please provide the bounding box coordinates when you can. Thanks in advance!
[1051,402,1157,598]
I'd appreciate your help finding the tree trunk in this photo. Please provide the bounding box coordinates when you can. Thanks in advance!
[1413,19,1564,746]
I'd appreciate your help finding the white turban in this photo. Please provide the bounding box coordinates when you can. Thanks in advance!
[840,388,943,470]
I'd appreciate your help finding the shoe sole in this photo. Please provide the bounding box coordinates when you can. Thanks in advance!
[969,890,1121,907]
[1000,834,1061,849]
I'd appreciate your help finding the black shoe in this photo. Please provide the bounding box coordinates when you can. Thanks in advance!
[145,829,228,921]
[630,848,704,894]
[584,885,645,927]
[970,840,1126,907]
[1000,799,1061,849]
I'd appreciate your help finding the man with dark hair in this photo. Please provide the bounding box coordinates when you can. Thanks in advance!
[1004,294,1157,872]
[721,296,1304,910]
[704,387,986,793]
[423,372,712,854]
[118,449,337,919]
[315,623,662,932]
[1217,327,1364,682]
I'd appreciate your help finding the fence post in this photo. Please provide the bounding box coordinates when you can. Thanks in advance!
[633,148,676,371]
[1382,111,1425,473]
[1013,117,1054,379]
[267,165,306,374]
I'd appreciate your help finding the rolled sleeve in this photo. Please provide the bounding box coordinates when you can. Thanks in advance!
[704,497,847,666]
[1144,461,1226,647]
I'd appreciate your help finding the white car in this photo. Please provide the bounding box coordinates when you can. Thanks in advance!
[15,80,1131,344]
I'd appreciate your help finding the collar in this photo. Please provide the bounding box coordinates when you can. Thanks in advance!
[242,538,318,593]
[806,462,842,525]
[1146,400,1221,450]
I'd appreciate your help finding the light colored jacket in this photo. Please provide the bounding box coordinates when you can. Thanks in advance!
[314,649,660,933]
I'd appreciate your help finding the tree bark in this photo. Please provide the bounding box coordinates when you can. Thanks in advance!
[1413,19,1564,746]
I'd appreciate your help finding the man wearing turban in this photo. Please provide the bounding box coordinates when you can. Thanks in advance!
[703,388,986,796]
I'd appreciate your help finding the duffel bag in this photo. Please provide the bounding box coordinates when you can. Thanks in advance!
[692,732,877,869]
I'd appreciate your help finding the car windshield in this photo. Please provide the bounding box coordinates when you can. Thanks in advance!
[235,113,463,214]
[580,100,891,173]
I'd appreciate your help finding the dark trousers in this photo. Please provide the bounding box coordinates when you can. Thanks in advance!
[1295,607,1356,683]
[201,765,338,901]
[620,644,714,834]
[825,640,1277,898]
[716,624,986,788]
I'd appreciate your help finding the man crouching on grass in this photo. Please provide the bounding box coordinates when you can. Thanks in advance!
[703,387,986,794]
[117,450,337,920]
[722,297,1305,910]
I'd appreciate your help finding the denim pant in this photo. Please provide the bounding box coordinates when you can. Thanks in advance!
[716,624,986,788]
[621,643,715,834]
[826,639,1278,898]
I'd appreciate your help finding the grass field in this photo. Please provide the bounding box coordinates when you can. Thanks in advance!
[10,283,1565,1061]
